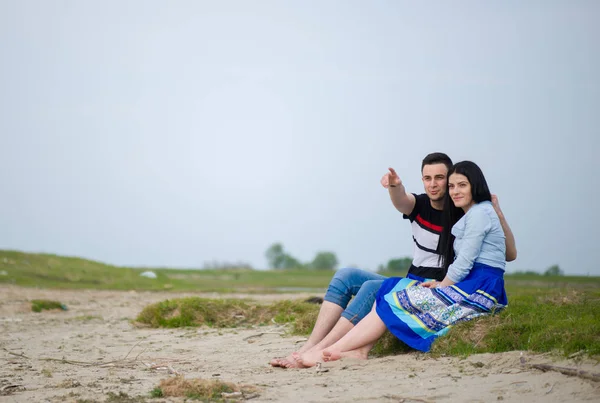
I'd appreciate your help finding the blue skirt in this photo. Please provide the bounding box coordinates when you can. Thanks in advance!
[375,263,507,352]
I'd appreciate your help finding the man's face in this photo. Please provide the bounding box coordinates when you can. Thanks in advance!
[421,163,448,202]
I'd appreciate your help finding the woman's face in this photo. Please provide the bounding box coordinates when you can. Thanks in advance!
[448,173,474,211]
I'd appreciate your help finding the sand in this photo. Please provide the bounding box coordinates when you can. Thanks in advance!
[0,285,598,402]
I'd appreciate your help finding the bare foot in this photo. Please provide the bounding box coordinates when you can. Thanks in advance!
[269,357,285,367]
[295,350,323,368]
[322,349,342,362]
[281,352,304,368]
[270,352,299,368]
[322,348,367,362]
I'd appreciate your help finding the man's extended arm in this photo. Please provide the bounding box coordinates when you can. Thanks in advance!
[381,167,416,216]
[492,195,517,262]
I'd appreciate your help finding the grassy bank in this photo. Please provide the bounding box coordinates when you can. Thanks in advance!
[431,288,600,357]
[133,290,599,359]
[0,250,333,293]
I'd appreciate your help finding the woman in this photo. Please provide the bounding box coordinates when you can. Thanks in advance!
[316,161,508,362]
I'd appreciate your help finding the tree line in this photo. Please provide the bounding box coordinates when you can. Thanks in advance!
[265,243,413,273]
[265,243,339,270]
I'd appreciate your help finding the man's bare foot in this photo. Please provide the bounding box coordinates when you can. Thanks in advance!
[322,348,367,362]
[270,352,301,368]
[280,353,306,369]
[269,357,286,367]
[295,350,322,368]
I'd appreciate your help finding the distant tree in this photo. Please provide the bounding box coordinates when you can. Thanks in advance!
[266,243,285,269]
[281,254,303,270]
[544,264,564,276]
[385,257,412,273]
[310,251,338,271]
[265,243,303,270]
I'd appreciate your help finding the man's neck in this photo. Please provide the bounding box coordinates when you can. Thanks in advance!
[430,199,444,211]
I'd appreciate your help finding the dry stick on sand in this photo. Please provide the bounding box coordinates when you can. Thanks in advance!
[383,394,433,403]
[1,384,24,394]
[3,345,187,375]
[520,355,600,382]
[242,331,285,341]
[1,341,148,368]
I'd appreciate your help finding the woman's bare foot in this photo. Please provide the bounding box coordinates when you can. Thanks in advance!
[295,349,323,368]
[322,348,368,362]
[322,349,342,362]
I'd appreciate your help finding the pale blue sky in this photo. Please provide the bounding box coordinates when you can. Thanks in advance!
[1,1,598,274]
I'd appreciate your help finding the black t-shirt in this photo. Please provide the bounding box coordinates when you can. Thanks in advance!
[402,193,446,281]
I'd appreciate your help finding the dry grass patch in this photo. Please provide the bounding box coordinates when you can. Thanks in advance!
[291,309,319,335]
[155,376,259,401]
[537,289,586,305]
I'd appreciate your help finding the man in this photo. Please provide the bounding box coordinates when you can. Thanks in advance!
[270,152,517,368]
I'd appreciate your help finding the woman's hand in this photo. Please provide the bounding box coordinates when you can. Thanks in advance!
[420,281,438,288]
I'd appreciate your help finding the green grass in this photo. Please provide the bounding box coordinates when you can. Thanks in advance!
[0,250,332,293]
[149,388,163,398]
[136,298,318,328]
[430,288,600,358]
[31,299,67,312]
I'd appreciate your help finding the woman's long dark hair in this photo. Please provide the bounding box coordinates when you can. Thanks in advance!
[439,161,492,270]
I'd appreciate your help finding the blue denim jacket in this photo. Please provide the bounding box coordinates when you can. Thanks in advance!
[447,201,506,283]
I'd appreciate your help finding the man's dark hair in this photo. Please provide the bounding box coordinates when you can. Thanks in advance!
[421,152,453,173]
[438,161,493,270]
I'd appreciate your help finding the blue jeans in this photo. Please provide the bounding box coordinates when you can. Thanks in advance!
[323,268,388,325]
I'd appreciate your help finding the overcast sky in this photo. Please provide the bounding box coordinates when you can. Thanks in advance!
[1,1,598,275]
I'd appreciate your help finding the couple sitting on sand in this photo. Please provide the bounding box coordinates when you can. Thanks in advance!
[270,152,517,368]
